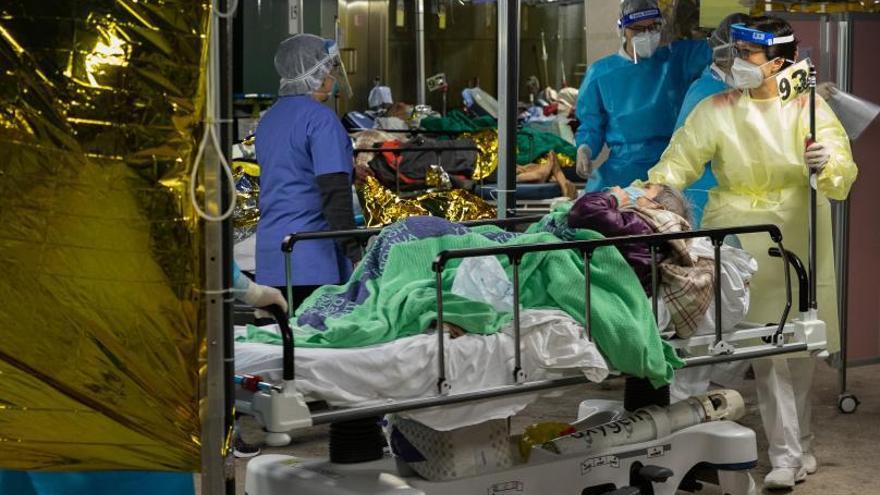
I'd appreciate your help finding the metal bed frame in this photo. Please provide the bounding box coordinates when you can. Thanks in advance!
[239,217,822,431]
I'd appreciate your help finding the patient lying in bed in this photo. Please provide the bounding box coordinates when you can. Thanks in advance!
[567,184,753,338]
[568,184,693,297]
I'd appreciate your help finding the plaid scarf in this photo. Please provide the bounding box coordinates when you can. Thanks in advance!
[629,206,715,338]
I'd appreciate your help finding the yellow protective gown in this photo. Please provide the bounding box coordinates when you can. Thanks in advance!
[648,90,857,352]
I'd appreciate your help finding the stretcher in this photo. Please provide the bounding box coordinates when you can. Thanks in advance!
[238,214,825,495]
[473,182,584,213]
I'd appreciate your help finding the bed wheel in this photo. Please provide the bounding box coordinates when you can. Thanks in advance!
[838,393,859,414]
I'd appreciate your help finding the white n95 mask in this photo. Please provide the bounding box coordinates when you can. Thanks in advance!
[729,58,768,90]
[632,31,661,61]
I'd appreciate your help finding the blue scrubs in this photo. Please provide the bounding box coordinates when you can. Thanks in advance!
[0,470,193,495]
[255,95,354,287]
[674,65,728,227]
[576,40,711,192]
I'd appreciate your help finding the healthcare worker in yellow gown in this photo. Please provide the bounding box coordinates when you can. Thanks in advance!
[646,16,857,490]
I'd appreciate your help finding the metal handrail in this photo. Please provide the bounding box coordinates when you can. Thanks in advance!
[259,221,821,427]
[429,224,792,394]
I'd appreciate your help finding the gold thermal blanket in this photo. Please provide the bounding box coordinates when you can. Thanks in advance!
[0,1,210,471]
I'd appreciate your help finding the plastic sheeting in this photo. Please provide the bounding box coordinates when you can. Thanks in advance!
[0,1,209,471]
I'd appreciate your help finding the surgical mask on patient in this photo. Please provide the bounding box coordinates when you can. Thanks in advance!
[632,31,661,61]
[604,186,646,205]
[623,186,647,201]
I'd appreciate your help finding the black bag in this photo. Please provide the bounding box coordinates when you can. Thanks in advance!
[368,137,477,191]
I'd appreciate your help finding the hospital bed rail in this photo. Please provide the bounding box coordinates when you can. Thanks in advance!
[430,224,805,394]
[257,221,817,429]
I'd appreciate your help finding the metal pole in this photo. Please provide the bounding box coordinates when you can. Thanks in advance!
[583,250,592,341]
[808,63,818,311]
[435,269,449,394]
[511,257,524,382]
[416,0,426,105]
[835,14,854,394]
[497,0,519,218]
[220,4,236,493]
[201,1,233,492]
[713,238,723,346]
[650,245,658,321]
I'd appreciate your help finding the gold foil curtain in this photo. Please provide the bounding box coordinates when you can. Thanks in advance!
[0,0,209,471]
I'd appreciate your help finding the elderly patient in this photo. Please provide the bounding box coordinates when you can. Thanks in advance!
[567,184,694,299]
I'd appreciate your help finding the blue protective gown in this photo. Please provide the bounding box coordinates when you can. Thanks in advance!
[255,95,354,287]
[674,65,728,227]
[576,40,711,192]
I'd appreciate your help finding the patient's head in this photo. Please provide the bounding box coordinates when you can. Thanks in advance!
[643,184,693,225]
[612,183,692,225]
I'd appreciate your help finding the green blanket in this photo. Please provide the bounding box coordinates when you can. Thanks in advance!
[239,209,682,386]
[420,110,578,165]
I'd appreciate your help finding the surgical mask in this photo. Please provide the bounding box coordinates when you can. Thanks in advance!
[623,186,647,201]
[729,58,772,90]
[632,31,661,61]
[604,186,646,204]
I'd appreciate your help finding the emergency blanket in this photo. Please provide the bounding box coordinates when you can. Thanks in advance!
[239,210,684,386]
[420,110,578,165]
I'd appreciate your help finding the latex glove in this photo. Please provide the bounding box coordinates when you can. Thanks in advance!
[241,281,289,315]
[804,142,830,171]
[575,144,593,179]
[816,82,838,101]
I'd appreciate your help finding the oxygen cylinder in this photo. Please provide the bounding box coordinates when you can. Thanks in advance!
[541,390,745,456]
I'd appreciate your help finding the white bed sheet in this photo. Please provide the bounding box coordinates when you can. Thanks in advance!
[235,309,607,431]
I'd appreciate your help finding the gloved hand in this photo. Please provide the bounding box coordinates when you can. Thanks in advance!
[804,142,830,171]
[241,281,289,315]
[575,144,593,179]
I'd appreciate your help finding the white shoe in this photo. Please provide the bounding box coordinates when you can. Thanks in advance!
[764,467,807,490]
[802,453,818,474]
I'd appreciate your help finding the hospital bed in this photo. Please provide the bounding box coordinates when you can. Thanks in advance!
[350,127,581,212]
[237,216,825,495]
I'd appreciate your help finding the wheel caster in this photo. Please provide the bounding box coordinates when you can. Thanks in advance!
[838,393,859,414]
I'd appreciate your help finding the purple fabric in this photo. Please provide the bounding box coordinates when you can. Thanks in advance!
[568,192,660,296]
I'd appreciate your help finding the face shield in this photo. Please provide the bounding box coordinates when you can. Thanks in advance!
[724,23,795,63]
[708,13,752,71]
[276,34,352,98]
[724,23,797,90]
[324,39,353,99]
[618,7,664,63]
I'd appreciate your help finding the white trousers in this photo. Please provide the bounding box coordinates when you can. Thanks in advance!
[669,361,749,403]
[752,357,815,468]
